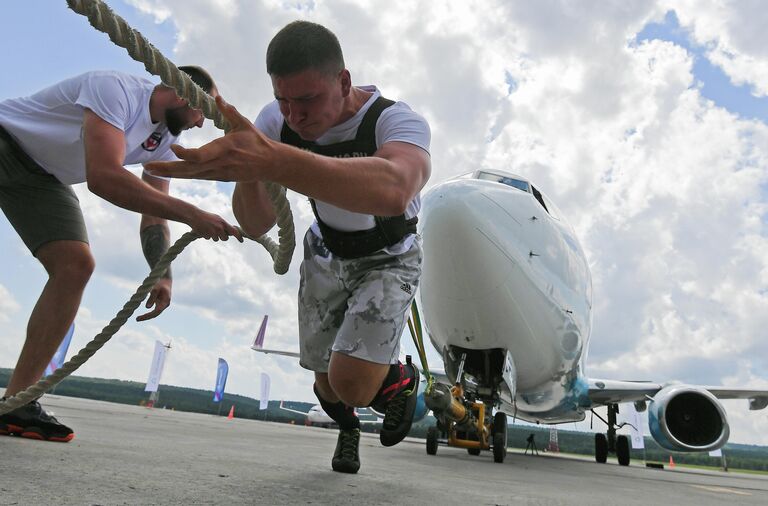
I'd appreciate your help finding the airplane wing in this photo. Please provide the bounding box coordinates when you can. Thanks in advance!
[251,347,300,358]
[587,378,768,410]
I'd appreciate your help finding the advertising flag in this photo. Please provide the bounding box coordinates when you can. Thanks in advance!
[627,403,645,449]
[213,358,229,402]
[144,340,169,393]
[252,315,268,349]
[44,323,75,377]
[259,372,271,410]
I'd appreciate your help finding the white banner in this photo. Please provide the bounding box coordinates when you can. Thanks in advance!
[626,403,645,449]
[260,372,271,410]
[144,341,168,392]
[709,448,723,457]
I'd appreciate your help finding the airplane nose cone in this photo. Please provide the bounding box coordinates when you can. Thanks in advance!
[420,180,526,301]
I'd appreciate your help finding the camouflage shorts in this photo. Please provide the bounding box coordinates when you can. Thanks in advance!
[298,229,423,372]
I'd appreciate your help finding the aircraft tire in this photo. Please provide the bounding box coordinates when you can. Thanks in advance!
[467,448,481,456]
[426,426,439,455]
[595,433,608,463]
[492,412,508,463]
[616,435,630,466]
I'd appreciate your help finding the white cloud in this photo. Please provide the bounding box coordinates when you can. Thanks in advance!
[667,0,768,96]
[0,284,21,323]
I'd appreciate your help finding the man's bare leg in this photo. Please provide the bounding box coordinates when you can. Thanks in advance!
[4,240,94,397]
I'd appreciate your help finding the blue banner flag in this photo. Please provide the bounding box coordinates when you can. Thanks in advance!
[44,323,75,377]
[213,358,229,403]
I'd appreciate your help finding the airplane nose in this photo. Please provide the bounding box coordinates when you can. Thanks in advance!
[420,181,527,301]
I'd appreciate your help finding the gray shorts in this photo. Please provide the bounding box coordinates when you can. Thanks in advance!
[0,126,88,255]
[298,229,422,372]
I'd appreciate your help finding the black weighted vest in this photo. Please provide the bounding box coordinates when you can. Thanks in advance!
[280,96,417,259]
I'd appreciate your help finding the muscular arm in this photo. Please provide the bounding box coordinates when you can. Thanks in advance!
[82,109,198,222]
[140,173,172,279]
[83,109,241,242]
[269,140,431,216]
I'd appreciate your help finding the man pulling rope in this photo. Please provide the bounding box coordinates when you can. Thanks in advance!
[0,66,242,442]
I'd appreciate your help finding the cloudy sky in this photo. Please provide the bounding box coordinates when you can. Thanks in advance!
[1,0,767,445]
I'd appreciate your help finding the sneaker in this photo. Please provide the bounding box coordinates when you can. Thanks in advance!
[332,428,361,474]
[379,363,420,447]
[0,399,74,442]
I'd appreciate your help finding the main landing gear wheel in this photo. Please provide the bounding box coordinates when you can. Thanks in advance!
[492,411,508,463]
[467,448,481,456]
[595,433,608,463]
[426,426,439,455]
[616,434,631,466]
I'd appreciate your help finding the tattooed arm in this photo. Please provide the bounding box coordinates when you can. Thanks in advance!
[136,171,173,321]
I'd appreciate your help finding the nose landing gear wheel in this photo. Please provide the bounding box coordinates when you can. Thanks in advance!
[426,426,439,455]
[492,411,508,463]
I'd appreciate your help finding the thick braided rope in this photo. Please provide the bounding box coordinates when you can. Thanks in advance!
[66,0,295,275]
[0,232,202,414]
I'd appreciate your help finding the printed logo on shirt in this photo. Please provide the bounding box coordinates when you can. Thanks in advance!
[142,131,164,152]
[400,283,412,295]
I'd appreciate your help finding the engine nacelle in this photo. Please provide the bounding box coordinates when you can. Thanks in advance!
[648,385,730,452]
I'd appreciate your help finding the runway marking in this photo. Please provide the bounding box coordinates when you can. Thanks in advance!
[690,485,751,496]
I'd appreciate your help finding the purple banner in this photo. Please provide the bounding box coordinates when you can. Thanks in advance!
[252,315,268,348]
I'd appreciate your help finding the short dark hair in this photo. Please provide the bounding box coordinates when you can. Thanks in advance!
[178,65,217,95]
[266,21,344,77]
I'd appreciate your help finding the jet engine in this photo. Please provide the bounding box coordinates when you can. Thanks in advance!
[648,384,730,451]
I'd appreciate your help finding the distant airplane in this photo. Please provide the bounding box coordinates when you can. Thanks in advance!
[278,400,335,428]
[417,169,768,465]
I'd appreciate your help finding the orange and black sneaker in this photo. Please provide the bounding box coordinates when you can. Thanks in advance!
[0,398,74,442]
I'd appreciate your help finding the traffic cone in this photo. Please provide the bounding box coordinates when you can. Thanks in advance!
[669,455,675,468]
[227,405,235,420]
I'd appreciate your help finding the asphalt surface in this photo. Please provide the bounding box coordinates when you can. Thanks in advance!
[1,396,767,505]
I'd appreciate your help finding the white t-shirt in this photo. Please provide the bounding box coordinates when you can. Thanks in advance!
[0,71,179,184]
[254,86,430,254]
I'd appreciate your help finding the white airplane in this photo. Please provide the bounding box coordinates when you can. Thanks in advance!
[278,400,336,427]
[417,169,768,464]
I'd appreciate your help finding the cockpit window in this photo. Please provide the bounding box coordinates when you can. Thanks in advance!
[475,171,530,192]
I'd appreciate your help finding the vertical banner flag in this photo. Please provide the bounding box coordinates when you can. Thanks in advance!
[252,315,268,349]
[627,403,645,449]
[213,358,229,402]
[144,340,169,393]
[260,372,271,410]
[44,323,75,377]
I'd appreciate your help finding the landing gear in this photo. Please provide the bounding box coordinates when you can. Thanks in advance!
[492,411,508,463]
[426,426,439,455]
[592,403,631,466]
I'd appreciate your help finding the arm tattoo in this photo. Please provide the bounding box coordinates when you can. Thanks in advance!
[141,224,172,279]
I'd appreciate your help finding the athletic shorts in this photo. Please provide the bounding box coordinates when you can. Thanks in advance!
[0,126,88,255]
[298,228,423,372]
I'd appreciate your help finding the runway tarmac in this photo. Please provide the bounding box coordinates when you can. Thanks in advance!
[2,395,766,505]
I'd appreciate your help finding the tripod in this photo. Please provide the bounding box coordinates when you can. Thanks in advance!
[525,433,539,455]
